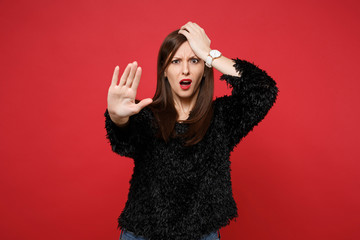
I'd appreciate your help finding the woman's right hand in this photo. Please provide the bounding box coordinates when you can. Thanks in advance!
[107,61,153,125]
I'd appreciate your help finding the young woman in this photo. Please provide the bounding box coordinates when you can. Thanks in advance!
[105,22,279,240]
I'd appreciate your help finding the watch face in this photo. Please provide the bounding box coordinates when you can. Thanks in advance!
[210,50,221,58]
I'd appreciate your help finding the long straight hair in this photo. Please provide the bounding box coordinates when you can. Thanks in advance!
[149,30,214,146]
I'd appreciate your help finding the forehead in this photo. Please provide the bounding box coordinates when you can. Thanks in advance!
[173,41,195,57]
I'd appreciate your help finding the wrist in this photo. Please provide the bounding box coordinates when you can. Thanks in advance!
[205,49,222,68]
[200,48,211,61]
[109,113,129,127]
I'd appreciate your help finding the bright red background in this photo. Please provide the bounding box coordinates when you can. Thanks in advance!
[1,0,359,239]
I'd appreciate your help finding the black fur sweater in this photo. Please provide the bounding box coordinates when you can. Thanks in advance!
[104,58,279,240]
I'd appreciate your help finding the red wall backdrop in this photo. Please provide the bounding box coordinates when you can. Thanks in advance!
[1,0,359,239]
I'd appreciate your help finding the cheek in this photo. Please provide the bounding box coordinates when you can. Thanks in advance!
[166,75,178,89]
[166,67,179,79]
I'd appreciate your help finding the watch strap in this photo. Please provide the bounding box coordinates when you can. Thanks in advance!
[205,55,213,68]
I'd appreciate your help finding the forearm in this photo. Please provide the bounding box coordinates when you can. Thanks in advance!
[104,109,135,158]
[211,55,241,77]
[198,50,241,77]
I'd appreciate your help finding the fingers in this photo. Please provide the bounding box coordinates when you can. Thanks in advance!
[118,63,131,86]
[131,66,142,91]
[117,61,138,87]
[178,29,190,39]
[178,21,211,60]
[111,66,119,86]
[178,21,206,42]
[136,98,153,111]
[126,61,138,87]
[184,23,197,33]
[192,22,204,31]
[180,21,203,34]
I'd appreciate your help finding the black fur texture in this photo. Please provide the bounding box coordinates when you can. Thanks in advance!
[104,58,279,240]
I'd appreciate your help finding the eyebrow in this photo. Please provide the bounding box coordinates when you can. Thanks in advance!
[172,55,199,59]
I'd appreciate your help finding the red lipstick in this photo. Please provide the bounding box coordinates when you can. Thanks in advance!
[179,79,192,90]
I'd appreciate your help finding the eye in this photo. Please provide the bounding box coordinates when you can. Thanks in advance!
[171,59,180,64]
[190,58,199,64]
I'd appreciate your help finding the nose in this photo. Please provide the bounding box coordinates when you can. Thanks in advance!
[182,62,189,75]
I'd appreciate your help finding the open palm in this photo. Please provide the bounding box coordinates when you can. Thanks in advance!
[107,62,153,123]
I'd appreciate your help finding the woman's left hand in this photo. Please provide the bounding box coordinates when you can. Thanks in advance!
[178,22,211,61]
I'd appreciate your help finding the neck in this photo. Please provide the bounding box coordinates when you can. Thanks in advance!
[173,89,200,120]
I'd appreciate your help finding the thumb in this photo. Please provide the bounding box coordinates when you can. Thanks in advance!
[136,98,153,111]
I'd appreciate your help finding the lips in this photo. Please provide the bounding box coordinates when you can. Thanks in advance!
[179,79,192,90]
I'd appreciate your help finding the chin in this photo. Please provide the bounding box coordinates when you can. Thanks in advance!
[176,92,194,99]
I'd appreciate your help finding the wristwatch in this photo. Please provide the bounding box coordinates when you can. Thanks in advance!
[205,49,222,68]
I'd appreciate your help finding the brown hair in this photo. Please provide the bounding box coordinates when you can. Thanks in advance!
[149,29,214,146]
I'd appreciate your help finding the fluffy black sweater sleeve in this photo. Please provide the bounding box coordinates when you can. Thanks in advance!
[104,107,150,159]
[214,58,279,151]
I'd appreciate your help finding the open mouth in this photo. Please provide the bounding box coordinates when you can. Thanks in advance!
[179,79,192,90]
